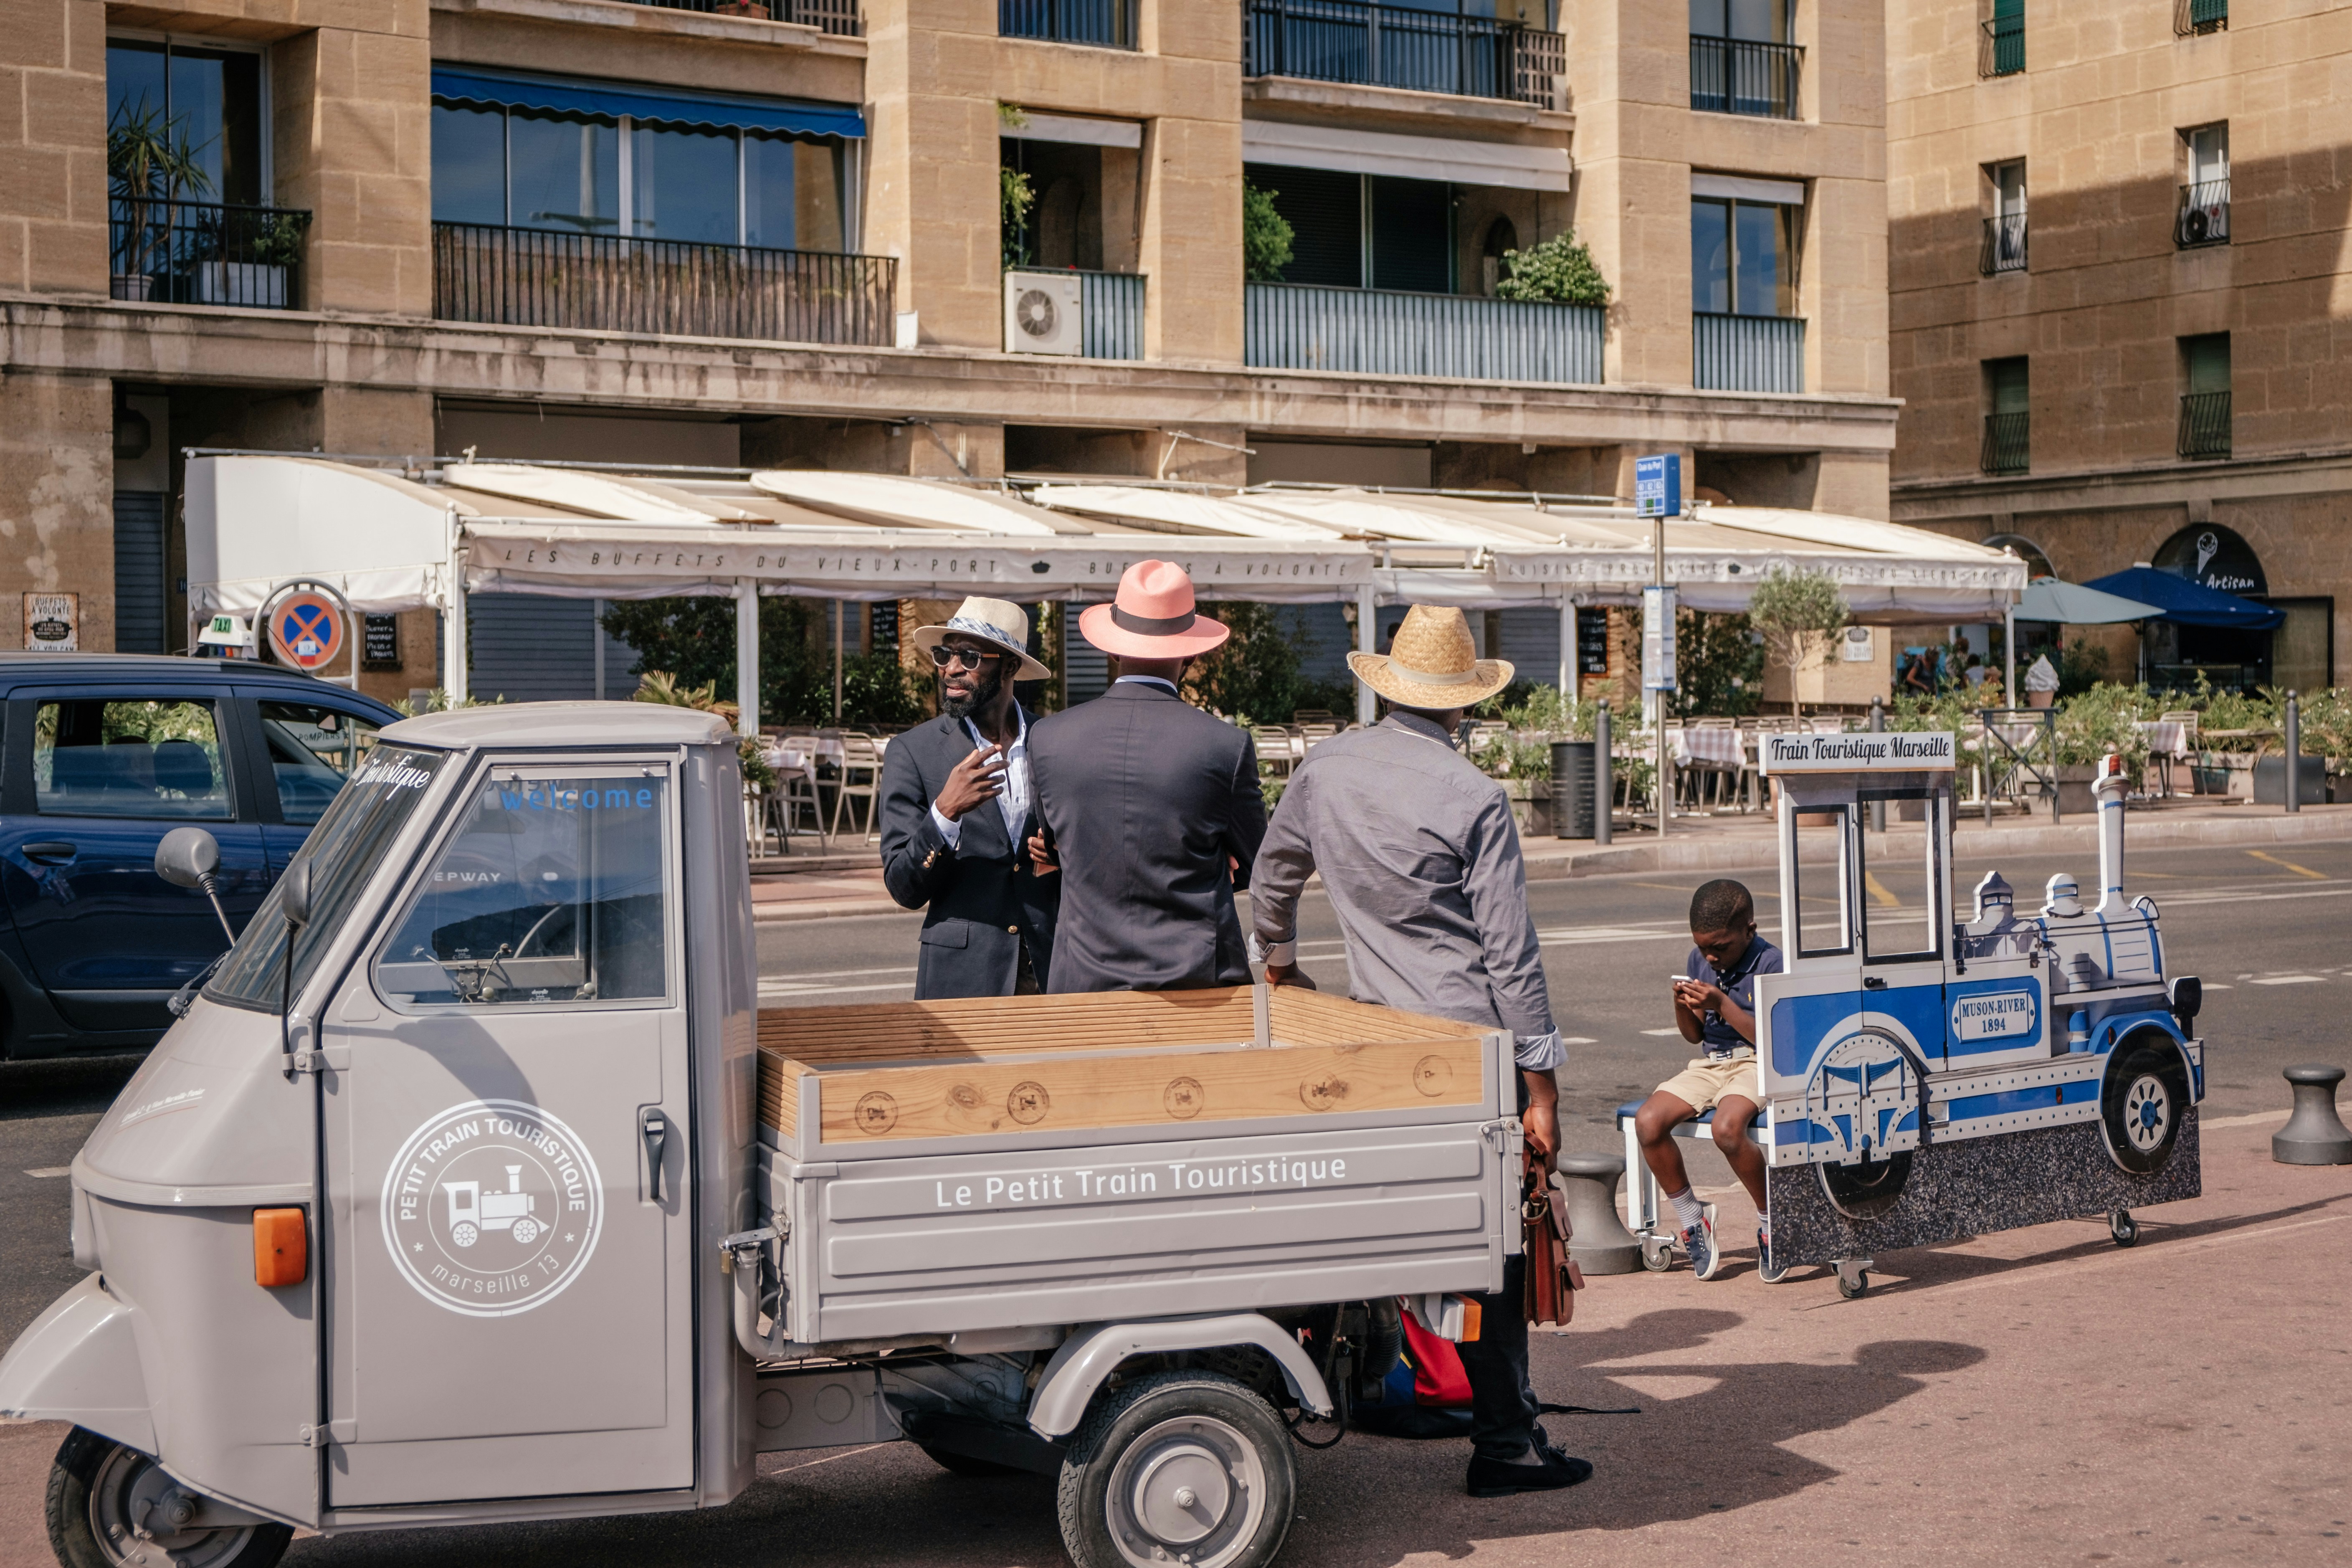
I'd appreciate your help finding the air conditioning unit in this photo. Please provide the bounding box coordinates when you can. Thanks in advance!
[1004,270,1083,355]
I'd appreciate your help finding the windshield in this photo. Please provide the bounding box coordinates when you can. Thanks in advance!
[207,745,451,1009]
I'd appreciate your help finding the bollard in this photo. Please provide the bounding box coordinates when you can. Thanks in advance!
[1555,1152,1643,1274]
[1551,740,1596,839]
[2284,690,2302,815]
[2274,1064,2352,1165]
[1868,696,1886,833]
[1594,701,1613,847]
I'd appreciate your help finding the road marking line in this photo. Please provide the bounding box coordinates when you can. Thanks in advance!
[2247,849,2327,879]
[23,1167,68,1179]
[1562,1036,1598,1045]
[2249,975,2327,986]
[2199,1109,2291,1128]
[1862,871,1901,908]
[759,981,920,999]
[1641,1028,1684,1037]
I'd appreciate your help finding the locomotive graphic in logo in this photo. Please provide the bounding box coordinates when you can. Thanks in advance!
[382,1099,602,1317]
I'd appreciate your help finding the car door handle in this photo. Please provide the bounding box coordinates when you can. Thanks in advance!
[22,842,76,865]
[641,1107,669,1204]
[1863,975,1889,990]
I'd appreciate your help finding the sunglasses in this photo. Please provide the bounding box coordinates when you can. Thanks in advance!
[930,645,1000,671]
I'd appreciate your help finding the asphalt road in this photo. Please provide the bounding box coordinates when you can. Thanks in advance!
[1,838,2347,1564]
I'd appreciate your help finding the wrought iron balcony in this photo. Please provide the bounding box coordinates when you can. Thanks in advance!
[1692,312,1804,393]
[1980,212,2028,274]
[109,197,311,310]
[2177,391,2231,459]
[1980,14,2024,77]
[1689,37,1801,119]
[1000,0,1136,48]
[1246,283,1603,384]
[1244,0,1567,108]
[2175,0,2226,35]
[2176,180,2230,248]
[431,222,897,346]
[623,0,861,31]
[1981,412,2030,474]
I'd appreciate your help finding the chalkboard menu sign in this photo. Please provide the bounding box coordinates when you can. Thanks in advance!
[1578,608,1612,676]
[868,599,899,654]
[363,613,402,671]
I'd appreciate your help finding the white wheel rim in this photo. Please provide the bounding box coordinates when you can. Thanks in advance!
[89,1443,258,1568]
[2124,1074,2172,1151]
[1104,1413,1267,1568]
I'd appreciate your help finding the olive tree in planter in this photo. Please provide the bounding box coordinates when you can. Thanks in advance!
[1747,563,1851,717]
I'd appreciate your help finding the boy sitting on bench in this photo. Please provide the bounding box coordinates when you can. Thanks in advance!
[1633,879,1785,1283]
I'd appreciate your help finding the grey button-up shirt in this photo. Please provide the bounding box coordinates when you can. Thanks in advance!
[1251,712,1562,1069]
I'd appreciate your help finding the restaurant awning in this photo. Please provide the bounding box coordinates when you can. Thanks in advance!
[2080,566,2286,631]
[2015,577,2162,625]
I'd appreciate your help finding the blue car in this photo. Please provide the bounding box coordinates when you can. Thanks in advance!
[0,655,402,1059]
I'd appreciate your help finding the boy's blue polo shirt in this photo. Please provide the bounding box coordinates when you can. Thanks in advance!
[1685,935,1782,1058]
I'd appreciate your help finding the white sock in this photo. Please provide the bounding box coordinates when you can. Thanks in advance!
[1667,1186,1705,1233]
[1757,1204,1770,1234]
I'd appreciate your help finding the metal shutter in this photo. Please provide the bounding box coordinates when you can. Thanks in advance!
[113,491,170,654]
[1247,163,1362,289]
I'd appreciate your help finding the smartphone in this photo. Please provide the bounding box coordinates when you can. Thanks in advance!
[1669,974,1691,984]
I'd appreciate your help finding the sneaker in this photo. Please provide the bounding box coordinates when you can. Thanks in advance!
[1681,1203,1722,1281]
[1468,1448,1595,1497]
[1758,1224,1789,1284]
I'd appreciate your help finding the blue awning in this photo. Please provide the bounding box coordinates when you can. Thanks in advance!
[2080,565,2286,631]
[430,67,864,140]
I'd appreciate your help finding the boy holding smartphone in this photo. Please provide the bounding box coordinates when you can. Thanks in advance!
[1631,879,1785,1282]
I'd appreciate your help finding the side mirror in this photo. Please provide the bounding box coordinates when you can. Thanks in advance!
[280,859,313,928]
[154,827,221,889]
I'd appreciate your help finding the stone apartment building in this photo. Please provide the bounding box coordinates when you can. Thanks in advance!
[1885,0,2352,693]
[2,0,1891,700]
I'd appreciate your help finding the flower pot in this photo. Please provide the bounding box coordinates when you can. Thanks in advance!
[2053,763,2098,816]
[192,261,287,309]
[111,273,154,301]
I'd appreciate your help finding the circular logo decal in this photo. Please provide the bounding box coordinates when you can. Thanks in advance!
[1163,1077,1204,1120]
[1413,1055,1453,1097]
[856,1091,900,1135]
[382,1099,602,1318]
[1006,1081,1051,1125]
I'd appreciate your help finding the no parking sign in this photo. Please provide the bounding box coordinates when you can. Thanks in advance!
[269,592,345,671]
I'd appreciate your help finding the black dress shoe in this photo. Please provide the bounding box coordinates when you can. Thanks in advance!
[1467,1449,1595,1497]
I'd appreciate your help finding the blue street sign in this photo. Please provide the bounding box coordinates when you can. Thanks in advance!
[1635,453,1681,519]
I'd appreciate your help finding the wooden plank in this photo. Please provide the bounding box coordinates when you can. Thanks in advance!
[762,1061,804,1147]
[801,1035,1486,1143]
[760,988,1262,1061]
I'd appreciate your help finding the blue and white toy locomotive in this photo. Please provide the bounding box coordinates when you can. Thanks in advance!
[1756,732,2205,1297]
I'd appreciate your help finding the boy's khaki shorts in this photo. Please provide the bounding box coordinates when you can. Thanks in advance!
[1656,1053,1761,1114]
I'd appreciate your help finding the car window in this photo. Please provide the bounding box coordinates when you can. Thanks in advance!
[374,770,672,1009]
[258,701,385,825]
[35,699,230,820]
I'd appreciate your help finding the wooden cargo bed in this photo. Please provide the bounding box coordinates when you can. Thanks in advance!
[757,985,1493,1150]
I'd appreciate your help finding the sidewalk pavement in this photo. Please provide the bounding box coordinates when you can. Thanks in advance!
[749,798,2352,923]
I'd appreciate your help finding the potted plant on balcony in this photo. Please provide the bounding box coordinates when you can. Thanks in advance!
[712,0,772,15]
[107,100,212,301]
[1493,231,1612,307]
[193,208,303,309]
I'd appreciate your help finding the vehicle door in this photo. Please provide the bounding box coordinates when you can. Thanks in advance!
[320,757,694,1507]
[237,690,388,869]
[0,685,271,1033]
[1757,800,1866,1162]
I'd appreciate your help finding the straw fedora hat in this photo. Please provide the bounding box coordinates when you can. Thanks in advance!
[1078,560,1230,660]
[909,597,1053,681]
[1348,605,1514,709]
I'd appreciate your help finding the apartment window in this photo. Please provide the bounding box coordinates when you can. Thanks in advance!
[2175,0,2226,36]
[1245,165,1456,294]
[1978,160,2027,274]
[1980,0,2023,77]
[1000,0,1136,50]
[1982,357,2028,474]
[2178,335,2230,459]
[107,38,266,206]
[2177,124,2229,248]
[1692,195,1798,317]
[1689,0,1800,119]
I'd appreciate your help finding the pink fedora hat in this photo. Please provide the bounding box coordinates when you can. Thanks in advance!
[1079,560,1230,660]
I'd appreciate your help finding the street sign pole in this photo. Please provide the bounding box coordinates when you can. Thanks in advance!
[1635,455,1681,839]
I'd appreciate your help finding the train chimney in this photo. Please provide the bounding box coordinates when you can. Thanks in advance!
[2094,752,2129,913]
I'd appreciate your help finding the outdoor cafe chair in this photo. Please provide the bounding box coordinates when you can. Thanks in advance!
[829,733,885,842]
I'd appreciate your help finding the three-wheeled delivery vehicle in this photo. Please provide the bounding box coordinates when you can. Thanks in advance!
[0,704,1530,1568]
[1745,731,2206,1295]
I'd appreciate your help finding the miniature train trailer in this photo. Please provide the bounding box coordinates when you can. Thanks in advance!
[1754,732,2206,1296]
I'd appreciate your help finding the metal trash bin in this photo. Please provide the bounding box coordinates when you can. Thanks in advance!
[1551,740,1596,839]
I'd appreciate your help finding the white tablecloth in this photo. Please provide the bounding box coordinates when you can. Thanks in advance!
[1670,728,1749,768]
[2134,720,2190,757]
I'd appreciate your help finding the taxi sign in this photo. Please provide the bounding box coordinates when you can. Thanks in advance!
[1758,730,1957,774]
[269,592,345,671]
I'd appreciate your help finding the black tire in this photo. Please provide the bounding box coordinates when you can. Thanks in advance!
[1354,1298,1403,1399]
[48,1428,291,1568]
[919,1444,1024,1478]
[1639,1236,1674,1272]
[2109,1208,2140,1247]
[1836,1268,1870,1301]
[1056,1372,1295,1568]
[1819,1149,1913,1220]
[2101,1039,2190,1175]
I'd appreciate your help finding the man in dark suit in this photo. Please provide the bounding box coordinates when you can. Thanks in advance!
[1028,560,1266,992]
[878,597,1059,998]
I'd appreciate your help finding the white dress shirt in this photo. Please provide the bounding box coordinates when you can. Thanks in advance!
[929,707,1031,850]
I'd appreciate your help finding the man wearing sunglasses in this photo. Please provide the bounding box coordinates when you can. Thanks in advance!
[878,598,1061,998]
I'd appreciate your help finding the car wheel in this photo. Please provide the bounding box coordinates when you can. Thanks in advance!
[1056,1372,1294,1568]
[2101,1039,2189,1175]
[48,1428,291,1568]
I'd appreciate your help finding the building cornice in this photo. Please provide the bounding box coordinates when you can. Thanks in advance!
[1891,446,2352,520]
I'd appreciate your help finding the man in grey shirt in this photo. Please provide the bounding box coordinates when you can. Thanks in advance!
[1251,604,1585,1500]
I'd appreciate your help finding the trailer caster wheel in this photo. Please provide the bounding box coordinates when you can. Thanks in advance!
[1834,1260,1871,1301]
[1638,1236,1674,1273]
[48,1427,291,1568]
[2109,1208,2139,1248]
[1057,1371,1294,1568]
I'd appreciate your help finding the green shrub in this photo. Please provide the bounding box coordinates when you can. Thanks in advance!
[599,596,924,728]
[1243,182,1295,283]
[1747,565,1851,700]
[1493,231,1612,307]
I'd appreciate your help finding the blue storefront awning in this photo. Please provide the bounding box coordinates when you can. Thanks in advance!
[2080,566,2286,631]
[430,67,864,140]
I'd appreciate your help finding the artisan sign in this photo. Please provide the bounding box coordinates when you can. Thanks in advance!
[1760,731,1957,774]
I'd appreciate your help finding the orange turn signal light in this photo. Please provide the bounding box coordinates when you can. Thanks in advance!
[253,1208,307,1288]
[1455,1294,1482,1343]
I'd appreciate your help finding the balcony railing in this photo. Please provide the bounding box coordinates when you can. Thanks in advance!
[1246,283,1603,384]
[109,197,310,310]
[624,0,861,31]
[1692,312,1804,393]
[1981,412,2030,474]
[1000,0,1135,48]
[2175,0,2226,35]
[2178,391,2231,459]
[1079,271,1145,360]
[1980,15,2023,77]
[1980,212,2028,274]
[1689,37,1801,119]
[432,222,897,346]
[1244,0,1567,108]
[2176,180,2230,248]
